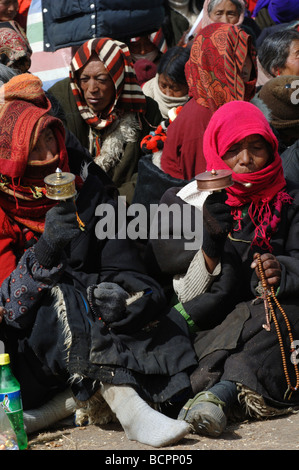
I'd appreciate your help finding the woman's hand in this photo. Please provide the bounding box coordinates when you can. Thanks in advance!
[251,252,281,288]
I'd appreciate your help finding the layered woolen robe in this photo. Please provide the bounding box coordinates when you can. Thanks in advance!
[0,74,197,411]
[151,101,299,414]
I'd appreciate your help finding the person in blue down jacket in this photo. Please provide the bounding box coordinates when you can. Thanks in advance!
[41,0,166,52]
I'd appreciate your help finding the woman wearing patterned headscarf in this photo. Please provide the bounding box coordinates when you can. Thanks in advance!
[49,37,162,204]
[0,20,31,73]
[160,22,257,180]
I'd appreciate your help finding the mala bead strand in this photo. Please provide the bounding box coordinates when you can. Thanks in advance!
[257,255,271,331]
[257,253,299,400]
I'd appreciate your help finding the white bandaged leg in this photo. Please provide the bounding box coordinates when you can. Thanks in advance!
[101,383,191,447]
[23,388,76,434]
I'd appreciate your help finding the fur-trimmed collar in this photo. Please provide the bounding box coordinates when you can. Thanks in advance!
[90,113,141,173]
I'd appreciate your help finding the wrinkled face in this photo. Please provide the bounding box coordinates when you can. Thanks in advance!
[158,73,189,97]
[78,56,116,115]
[0,0,18,21]
[222,134,271,173]
[279,39,299,76]
[209,0,240,24]
[28,128,58,163]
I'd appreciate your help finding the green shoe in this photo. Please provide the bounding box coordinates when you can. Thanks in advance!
[178,391,227,437]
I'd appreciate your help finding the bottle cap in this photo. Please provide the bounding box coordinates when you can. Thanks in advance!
[0,353,10,365]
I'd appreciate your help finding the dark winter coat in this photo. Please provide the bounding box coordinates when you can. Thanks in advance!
[280,139,299,190]
[42,0,165,52]
[148,185,299,407]
[0,161,197,410]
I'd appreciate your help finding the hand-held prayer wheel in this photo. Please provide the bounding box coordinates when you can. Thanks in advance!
[44,168,77,200]
[195,169,233,191]
[195,169,252,191]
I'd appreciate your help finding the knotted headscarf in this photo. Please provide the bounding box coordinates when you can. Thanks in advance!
[185,23,257,111]
[196,0,246,31]
[70,37,147,132]
[0,73,69,233]
[0,20,32,72]
[203,100,292,250]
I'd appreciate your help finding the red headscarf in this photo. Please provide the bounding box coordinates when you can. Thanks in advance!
[0,73,69,233]
[203,100,292,250]
[185,23,257,112]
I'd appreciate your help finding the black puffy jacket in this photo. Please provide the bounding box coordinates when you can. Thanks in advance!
[42,0,165,51]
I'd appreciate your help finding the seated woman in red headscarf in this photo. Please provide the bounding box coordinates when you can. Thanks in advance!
[149,100,299,437]
[0,73,198,448]
[160,22,257,180]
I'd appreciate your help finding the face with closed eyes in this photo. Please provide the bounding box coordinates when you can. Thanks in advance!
[158,73,189,97]
[222,134,271,173]
[28,128,58,163]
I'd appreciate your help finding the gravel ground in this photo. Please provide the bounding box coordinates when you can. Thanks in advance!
[26,410,299,452]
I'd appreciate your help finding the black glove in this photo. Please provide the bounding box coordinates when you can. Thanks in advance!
[202,191,233,258]
[35,199,81,267]
[87,282,129,324]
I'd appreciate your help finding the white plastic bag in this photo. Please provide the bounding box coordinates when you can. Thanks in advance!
[0,405,19,450]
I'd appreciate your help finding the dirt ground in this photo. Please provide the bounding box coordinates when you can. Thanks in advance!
[26,410,299,452]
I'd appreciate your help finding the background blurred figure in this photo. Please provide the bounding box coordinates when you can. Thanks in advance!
[188,0,260,44]
[0,20,31,73]
[142,45,190,118]
[253,0,299,31]
[0,0,19,22]
[26,0,73,90]
[128,30,167,64]
[16,0,31,29]
[133,58,157,87]
[258,28,299,78]
[192,0,245,32]
[160,23,257,179]
[128,29,168,86]
[163,0,204,46]
[258,74,299,152]
[27,1,166,90]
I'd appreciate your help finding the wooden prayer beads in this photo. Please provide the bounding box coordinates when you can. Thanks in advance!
[256,253,299,400]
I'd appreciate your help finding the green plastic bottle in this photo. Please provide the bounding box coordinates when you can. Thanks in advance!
[0,353,28,450]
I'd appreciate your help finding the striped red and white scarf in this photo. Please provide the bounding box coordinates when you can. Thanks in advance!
[70,37,147,131]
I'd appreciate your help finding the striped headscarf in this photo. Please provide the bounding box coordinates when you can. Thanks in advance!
[129,28,168,55]
[185,23,257,112]
[70,37,147,131]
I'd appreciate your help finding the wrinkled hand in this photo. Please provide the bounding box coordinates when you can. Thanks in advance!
[43,199,81,251]
[251,252,282,288]
[87,282,129,324]
[202,191,233,258]
[0,307,6,323]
